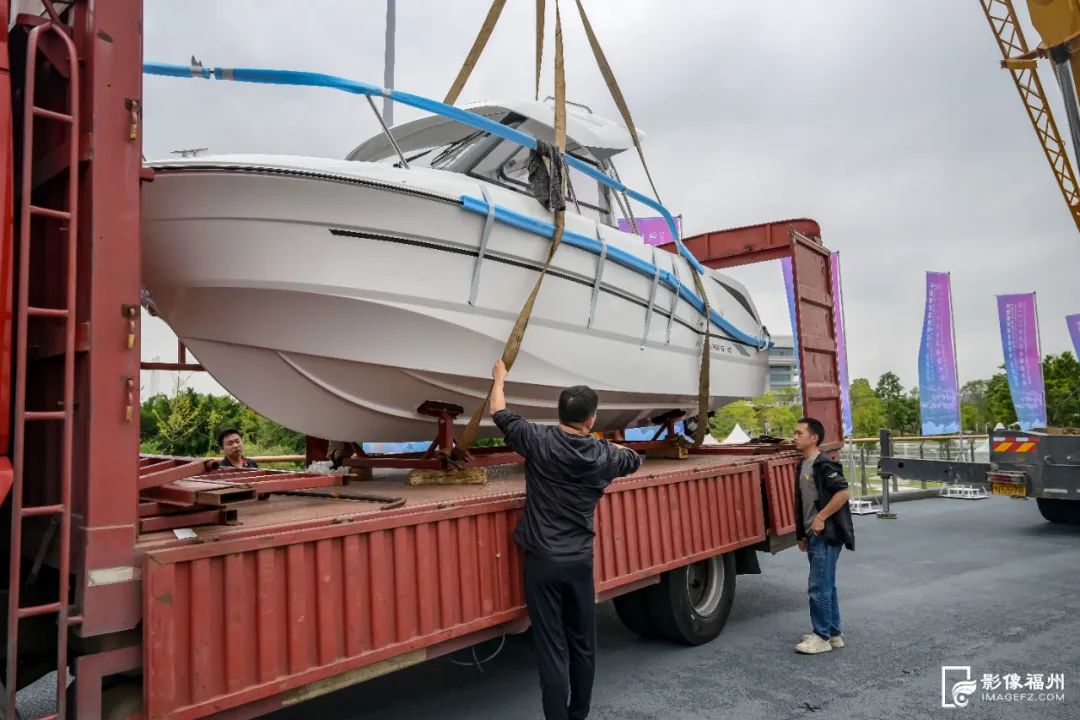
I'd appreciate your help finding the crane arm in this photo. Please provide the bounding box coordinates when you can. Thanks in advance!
[980,0,1080,232]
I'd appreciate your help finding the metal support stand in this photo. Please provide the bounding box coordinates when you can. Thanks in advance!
[849,497,881,515]
[938,485,990,500]
[621,410,689,458]
[877,429,897,519]
[345,401,524,473]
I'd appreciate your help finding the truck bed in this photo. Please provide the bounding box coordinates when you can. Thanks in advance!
[136,450,799,719]
[136,453,771,549]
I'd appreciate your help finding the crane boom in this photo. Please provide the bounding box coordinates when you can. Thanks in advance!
[979,0,1080,232]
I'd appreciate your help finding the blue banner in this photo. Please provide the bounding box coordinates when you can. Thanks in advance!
[997,293,1047,430]
[830,253,853,437]
[918,272,961,435]
[1068,314,1080,360]
[781,257,800,384]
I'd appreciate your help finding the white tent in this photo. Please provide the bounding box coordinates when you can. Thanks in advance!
[720,423,751,445]
[700,431,721,446]
[994,422,1006,430]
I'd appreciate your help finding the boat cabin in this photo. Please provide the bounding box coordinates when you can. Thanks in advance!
[346,99,642,227]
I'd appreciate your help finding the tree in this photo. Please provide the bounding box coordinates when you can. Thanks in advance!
[140,382,306,457]
[146,386,203,456]
[849,378,885,438]
[753,391,803,438]
[961,380,988,406]
[961,380,991,431]
[1044,352,1080,428]
[875,372,919,433]
[986,370,1018,427]
[904,387,922,435]
[983,355,1080,428]
[710,400,759,439]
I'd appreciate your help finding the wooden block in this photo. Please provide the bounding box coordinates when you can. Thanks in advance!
[346,466,374,482]
[645,444,689,460]
[408,467,488,486]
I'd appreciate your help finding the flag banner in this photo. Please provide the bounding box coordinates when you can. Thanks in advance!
[918,272,962,435]
[997,293,1047,430]
[617,215,682,246]
[831,252,853,437]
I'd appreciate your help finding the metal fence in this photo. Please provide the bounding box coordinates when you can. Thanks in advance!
[838,435,990,496]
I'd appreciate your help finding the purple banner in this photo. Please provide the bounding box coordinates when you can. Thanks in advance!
[1068,314,1080,360]
[780,257,800,384]
[918,272,961,435]
[618,215,682,246]
[997,293,1047,430]
[830,253,853,438]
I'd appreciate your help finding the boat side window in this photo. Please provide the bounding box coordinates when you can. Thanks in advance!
[386,131,485,170]
[565,155,608,220]
[492,144,612,222]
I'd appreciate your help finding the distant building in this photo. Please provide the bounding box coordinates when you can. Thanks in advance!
[767,335,799,392]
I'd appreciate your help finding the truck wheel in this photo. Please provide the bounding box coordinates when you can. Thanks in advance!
[1037,498,1080,525]
[613,588,658,638]
[646,553,736,646]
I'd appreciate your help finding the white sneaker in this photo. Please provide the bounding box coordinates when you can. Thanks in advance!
[795,634,833,654]
[801,633,844,648]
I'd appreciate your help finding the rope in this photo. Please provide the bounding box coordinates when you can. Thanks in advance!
[535,0,545,101]
[570,0,712,444]
[443,0,508,106]
[443,0,710,449]
[688,270,712,448]
[457,0,569,454]
[572,0,663,205]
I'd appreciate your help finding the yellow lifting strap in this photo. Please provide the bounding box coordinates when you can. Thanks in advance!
[443,0,509,106]
[446,0,711,451]
[457,0,569,454]
[572,0,663,205]
[688,271,712,448]
[573,0,711,445]
[535,0,545,100]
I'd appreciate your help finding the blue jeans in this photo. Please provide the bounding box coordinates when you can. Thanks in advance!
[807,533,842,640]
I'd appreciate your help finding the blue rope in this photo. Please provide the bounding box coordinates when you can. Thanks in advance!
[143,61,770,348]
[459,196,769,348]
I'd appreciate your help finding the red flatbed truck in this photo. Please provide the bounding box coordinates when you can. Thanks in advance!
[0,4,846,719]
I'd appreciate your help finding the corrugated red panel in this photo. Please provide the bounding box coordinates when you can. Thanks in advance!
[144,500,526,720]
[765,456,799,536]
[595,463,765,590]
[143,460,771,719]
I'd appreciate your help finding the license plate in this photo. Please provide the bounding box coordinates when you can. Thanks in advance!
[991,482,1026,498]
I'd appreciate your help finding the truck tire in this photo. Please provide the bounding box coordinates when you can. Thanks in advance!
[645,553,737,646]
[613,588,658,639]
[1037,498,1080,525]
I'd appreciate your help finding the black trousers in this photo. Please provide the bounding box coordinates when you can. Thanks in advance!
[524,553,597,720]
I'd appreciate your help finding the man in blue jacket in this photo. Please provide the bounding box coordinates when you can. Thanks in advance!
[792,417,854,655]
[489,359,641,720]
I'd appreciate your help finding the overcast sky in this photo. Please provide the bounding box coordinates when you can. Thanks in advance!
[141,0,1079,397]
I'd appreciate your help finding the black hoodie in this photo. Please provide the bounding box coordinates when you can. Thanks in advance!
[494,409,642,562]
[794,454,855,551]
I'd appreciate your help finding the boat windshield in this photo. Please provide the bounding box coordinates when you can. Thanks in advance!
[383,114,613,224]
[398,131,487,170]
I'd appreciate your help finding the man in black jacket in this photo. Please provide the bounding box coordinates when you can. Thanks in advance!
[217,427,258,469]
[792,417,854,655]
[489,359,641,720]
